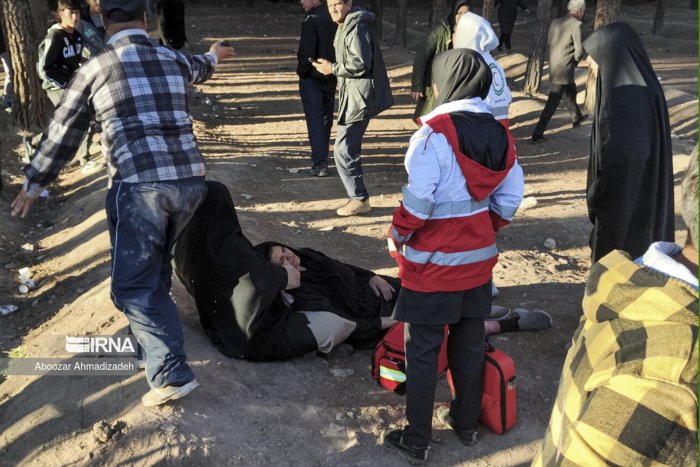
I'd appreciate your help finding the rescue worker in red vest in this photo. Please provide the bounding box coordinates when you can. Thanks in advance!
[381,48,524,464]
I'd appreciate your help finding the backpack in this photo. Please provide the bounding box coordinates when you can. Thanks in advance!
[371,324,517,434]
[371,322,448,395]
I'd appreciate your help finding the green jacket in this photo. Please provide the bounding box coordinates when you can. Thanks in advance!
[410,21,451,120]
[332,8,393,125]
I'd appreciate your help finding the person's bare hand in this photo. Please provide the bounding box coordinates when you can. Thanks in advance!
[369,275,395,301]
[410,91,424,101]
[311,58,333,76]
[11,190,37,218]
[210,40,236,61]
[283,259,301,290]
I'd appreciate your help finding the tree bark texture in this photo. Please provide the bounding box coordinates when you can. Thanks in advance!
[523,0,552,95]
[0,0,50,136]
[651,0,666,34]
[584,0,621,112]
[482,0,495,24]
[369,0,383,41]
[396,0,408,47]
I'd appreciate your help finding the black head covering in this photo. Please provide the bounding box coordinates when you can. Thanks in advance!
[582,23,674,261]
[432,48,491,106]
[447,0,471,29]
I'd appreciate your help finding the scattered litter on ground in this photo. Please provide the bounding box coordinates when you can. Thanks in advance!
[240,193,254,200]
[159,423,177,433]
[0,305,18,316]
[20,243,35,253]
[520,197,538,210]
[543,238,557,250]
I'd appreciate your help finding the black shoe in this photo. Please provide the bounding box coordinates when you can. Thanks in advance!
[436,406,478,446]
[381,429,428,465]
[531,133,544,143]
[302,163,329,177]
[572,114,588,127]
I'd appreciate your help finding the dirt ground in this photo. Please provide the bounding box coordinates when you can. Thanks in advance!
[0,1,696,465]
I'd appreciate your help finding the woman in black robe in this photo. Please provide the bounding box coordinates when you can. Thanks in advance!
[495,0,529,52]
[254,242,399,348]
[583,22,674,263]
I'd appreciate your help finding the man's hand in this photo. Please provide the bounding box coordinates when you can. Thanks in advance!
[11,190,38,218]
[410,91,424,102]
[210,40,236,62]
[311,58,333,76]
[283,259,301,290]
[369,275,395,301]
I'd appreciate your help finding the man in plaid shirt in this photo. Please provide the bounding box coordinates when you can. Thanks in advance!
[533,151,698,466]
[11,0,235,407]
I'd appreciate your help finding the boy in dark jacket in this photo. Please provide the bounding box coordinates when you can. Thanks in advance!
[37,0,94,167]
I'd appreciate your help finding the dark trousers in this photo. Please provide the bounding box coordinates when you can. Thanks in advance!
[498,33,512,50]
[401,287,489,448]
[334,118,370,200]
[532,83,583,137]
[300,78,335,166]
[258,312,318,361]
[106,177,207,388]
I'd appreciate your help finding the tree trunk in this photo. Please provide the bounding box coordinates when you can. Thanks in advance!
[0,0,49,136]
[651,0,666,34]
[523,0,552,95]
[369,0,383,41]
[482,0,495,24]
[396,0,408,47]
[584,0,621,113]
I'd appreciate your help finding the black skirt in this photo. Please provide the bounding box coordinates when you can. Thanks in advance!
[392,280,492,325]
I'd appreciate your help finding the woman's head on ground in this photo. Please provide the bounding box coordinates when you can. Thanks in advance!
[255,242,302,270]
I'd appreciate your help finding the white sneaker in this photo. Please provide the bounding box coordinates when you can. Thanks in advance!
[141,379,199,407]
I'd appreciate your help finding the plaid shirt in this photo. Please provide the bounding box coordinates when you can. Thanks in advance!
[533,250,698,466]
[24,29,217,197]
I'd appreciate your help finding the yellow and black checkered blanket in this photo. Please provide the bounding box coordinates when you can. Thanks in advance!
[533,250,698,466]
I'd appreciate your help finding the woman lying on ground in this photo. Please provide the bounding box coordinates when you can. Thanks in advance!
[174,181,398,361]
[254,242,552,341]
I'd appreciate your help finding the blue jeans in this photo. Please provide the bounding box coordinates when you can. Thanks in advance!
[299,78,336,166]
[106,177,207,388]
[334,118,370,200]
